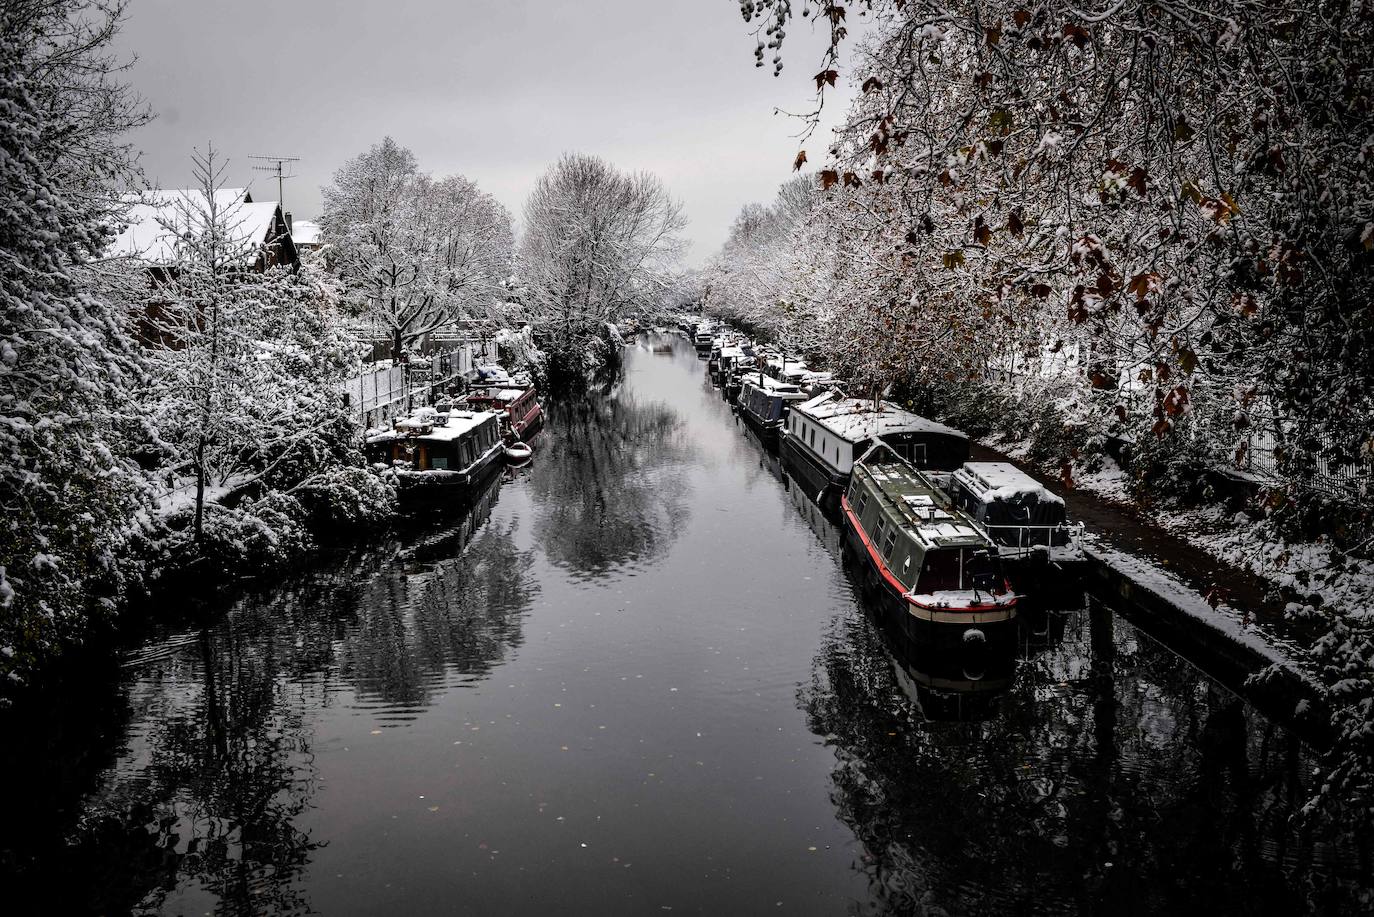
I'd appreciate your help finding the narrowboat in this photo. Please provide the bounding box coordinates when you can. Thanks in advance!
[693,325,715,354]
[780,391,969,510]
[464,382,544,440]
[842,443,1018,643]
[715,343,747,388]
[948,462,1085,568]
[366,407,506,503]
[736,374,807,447]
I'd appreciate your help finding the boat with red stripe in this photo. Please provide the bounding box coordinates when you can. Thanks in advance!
[841,441,1017,643]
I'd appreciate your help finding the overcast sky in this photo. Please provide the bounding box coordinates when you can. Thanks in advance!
[111,0,856,266]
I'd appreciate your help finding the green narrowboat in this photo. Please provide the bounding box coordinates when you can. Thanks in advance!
[841,442,1017,642]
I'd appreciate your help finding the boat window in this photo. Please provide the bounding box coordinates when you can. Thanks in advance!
[918,549,961,592]
[882,530,897,561]
[432,456,449,470]
[854,488,868,515]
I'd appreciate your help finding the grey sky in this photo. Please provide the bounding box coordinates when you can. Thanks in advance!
[112,0,855,267]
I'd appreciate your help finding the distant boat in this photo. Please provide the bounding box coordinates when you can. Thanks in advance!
[842,442,1017,644]
[736,374,808,447]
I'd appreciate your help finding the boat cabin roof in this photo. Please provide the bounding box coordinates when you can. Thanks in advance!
[857,448,990,551]
[741,374,804,395]
[468,385,529,403]
[953,461,1064,506]
[795,392,967,444]
[367,409,499,444]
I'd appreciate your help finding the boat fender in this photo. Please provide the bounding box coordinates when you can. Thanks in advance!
[962,627,986,646]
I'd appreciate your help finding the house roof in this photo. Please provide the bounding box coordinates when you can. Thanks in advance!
[108,188,288,265]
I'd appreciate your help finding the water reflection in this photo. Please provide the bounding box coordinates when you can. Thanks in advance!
[0,469,535,915]
[528,392,695,578]
[802,593,1369,914]
[342,475,537,710]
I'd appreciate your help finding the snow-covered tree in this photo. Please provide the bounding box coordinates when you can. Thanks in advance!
[519,153,687,383]
[320,137,513,362]
[137,148,378,562]
[0,0,152,692]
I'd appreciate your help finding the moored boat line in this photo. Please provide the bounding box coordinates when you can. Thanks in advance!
[688,318,1087,624]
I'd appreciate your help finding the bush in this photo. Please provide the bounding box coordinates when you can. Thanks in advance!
[293,465,397,533]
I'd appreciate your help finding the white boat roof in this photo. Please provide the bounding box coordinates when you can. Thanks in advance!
[470,386,528,402]
[719,346,746,358]
[369,409,499,443]
[794,392,967,443]
[954,462,1064,505]
[742,374,803,394]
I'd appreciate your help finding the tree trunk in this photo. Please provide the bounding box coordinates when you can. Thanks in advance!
[193,432,207,546]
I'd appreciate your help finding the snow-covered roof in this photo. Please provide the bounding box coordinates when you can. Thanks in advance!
[469,386,527,403]
[108,188,287,265]
[742,374,802,394]
[795,392,967,443]
[368,409,500,443]
[953,462,1064,505]
[291,219,322,246]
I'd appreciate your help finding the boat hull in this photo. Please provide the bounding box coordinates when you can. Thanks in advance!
[779,432,847,516]
[736,402,781,449]
[395,440,505,507]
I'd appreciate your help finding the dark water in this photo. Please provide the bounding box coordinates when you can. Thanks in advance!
[4,336,1371,915]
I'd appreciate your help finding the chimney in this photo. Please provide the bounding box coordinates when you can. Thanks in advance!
[284,210,293,232]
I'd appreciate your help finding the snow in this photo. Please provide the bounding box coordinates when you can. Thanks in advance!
[369,409,500,443]
[955,462,1064,506]
[797,391,967,443]
[108,189,284,265]
[290,219,322,245]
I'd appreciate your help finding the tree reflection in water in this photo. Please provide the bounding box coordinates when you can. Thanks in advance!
[528,392,694,577]
[0,470,537,915]
[802,596,1371,915]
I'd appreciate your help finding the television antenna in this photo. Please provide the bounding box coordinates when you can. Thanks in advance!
[249,155,300,208]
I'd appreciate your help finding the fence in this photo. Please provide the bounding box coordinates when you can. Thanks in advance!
[340,365,407,430]
[341,340,502,430]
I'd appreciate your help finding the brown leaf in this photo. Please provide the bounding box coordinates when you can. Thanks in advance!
[1030,282,1052,298]
[815,69,839,90]
[819,169,839,190]
[793,149,808,171]
[1007,209,1024,236]
[842,171,863,188]
[871,169,886,184]
[1013,8,1031,27]
[1179,346,1199,375]
[1174,116,1195,143]
[861,76,884,93]
[943,249,966,269]
[1127,166,1148,197]
[986,138,1004,157]
[1062,23,1091,48]
[986,25,1002,46]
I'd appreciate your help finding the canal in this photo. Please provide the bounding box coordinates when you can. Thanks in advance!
[3,335,1370,915]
